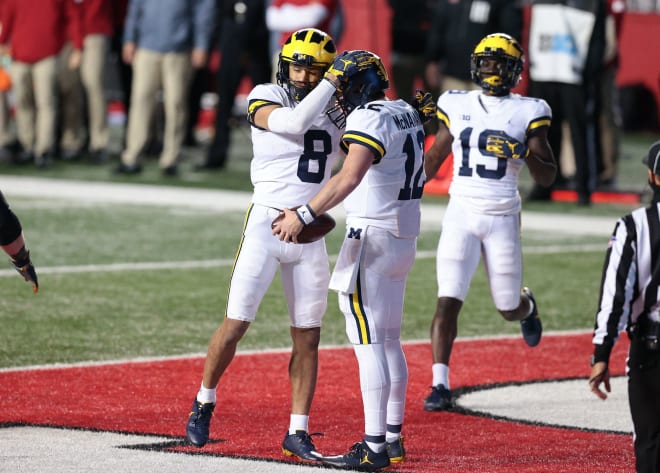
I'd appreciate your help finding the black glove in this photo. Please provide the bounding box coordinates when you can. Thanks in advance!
[412,89,436,124]
[326,50,374,83]
[11,249,38,293]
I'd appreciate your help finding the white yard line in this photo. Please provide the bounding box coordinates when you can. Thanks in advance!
[0,175,617,235]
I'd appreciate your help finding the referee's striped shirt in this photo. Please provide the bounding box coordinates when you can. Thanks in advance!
[592,200,660,362]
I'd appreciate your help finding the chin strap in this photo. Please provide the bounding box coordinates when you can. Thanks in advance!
[650,181,660,204]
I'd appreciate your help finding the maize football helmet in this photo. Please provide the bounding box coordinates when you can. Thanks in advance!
[470,33,524,96]
[277,28,337,102]
[336,50,389,115]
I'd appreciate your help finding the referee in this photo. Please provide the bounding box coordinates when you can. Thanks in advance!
[590,140,660,473]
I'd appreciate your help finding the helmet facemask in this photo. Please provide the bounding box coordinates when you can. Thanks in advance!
[470,33,524,96]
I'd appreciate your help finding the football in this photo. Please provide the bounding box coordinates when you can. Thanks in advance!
[272,209,336,243]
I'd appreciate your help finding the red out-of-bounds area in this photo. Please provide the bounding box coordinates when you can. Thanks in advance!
[0,333,635,472]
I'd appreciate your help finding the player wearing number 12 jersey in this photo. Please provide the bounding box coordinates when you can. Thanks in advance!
[273,50,428,470]
[422,33,557,412]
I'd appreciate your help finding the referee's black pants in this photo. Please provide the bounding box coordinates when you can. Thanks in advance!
[628,339,660,473]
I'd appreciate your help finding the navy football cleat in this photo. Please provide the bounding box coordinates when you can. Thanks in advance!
[424,384,453,411]
[281,430,322,461]
[321,440,390,472]
[186,399,215,447]
[520,287,542,347]
[386,436,405,463]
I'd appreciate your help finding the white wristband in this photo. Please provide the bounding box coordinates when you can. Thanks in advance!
[296,205,316,225]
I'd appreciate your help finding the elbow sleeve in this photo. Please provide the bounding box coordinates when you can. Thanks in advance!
[267,79,336,134]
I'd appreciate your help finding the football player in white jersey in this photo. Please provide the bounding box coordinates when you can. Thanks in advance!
[422,33,557,412]
[273,51,433,471]
[185,28,372,461]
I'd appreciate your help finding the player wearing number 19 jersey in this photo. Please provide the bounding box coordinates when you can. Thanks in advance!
[422,33,557,412]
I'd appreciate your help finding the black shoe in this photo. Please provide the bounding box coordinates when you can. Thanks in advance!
[89,149,113,164]
[114,163,142,175]
[577,193,591,207]
[161,164,178,177]
[386,437,405,463]
[520,287,542,347]
[12,150,34,165]
[193,161,225,172]
[424,384,453,411]
[525,185,552,202]
[321,439,390,472]
[282,430,322,461]
[186,399,215,447]
[36,153,54,169]
[60,147,84,161]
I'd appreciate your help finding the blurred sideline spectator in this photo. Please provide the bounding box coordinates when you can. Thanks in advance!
[0,0,83,167]
[596,0,625,189]
[195,0,271,171]
[58,41,86,161]
[266,0,340,82]
[59,0,119,164]
[0,27,16,159]
[116,0,216,176]
[387,0,436,104]
[424,0,522,95]
[525,0,606,206]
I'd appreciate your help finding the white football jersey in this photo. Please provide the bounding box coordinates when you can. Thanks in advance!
[437,90,551,214]
[247,83,344,209]
[340,99,424,238]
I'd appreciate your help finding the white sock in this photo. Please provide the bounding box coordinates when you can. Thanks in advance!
[196,382,217,404]
[289,414,309,434]
[432,363,450,389]
[353,343,389,443]
[365,439,385,453]
[527,296,536,316]
[385,431,401,443]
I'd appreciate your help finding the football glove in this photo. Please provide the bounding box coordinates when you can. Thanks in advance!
[326,50,374,83]
[485,132,529,160]
[11,249,38,293]
[412,89,436,125]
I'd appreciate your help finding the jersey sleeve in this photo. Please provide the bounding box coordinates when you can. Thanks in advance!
[526,98,552,137]
[340,107,386,163]
[246,84,287,129]
[436,90,468,129]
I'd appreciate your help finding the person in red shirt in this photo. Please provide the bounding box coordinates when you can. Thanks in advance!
[266,0,339,80]
[0,0,82,167]
[59,0,119,163]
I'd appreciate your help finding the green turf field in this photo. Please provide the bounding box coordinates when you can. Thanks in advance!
[0,128,658,368]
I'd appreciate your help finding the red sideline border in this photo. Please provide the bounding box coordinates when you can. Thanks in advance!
[0,333,635,472]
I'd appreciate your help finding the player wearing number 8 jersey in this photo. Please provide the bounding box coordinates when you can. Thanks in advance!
[185,28,360,461]
[422,33,557,412]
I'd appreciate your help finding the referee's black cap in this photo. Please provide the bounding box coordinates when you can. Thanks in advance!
[643,140,660,175]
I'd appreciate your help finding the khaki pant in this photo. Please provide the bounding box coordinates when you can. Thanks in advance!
[82,35,110,151]
[0,90,13,147]
[121,49,192,168]
[59,36,112,153]
[10,55,58,157]
[58,43,85,152]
